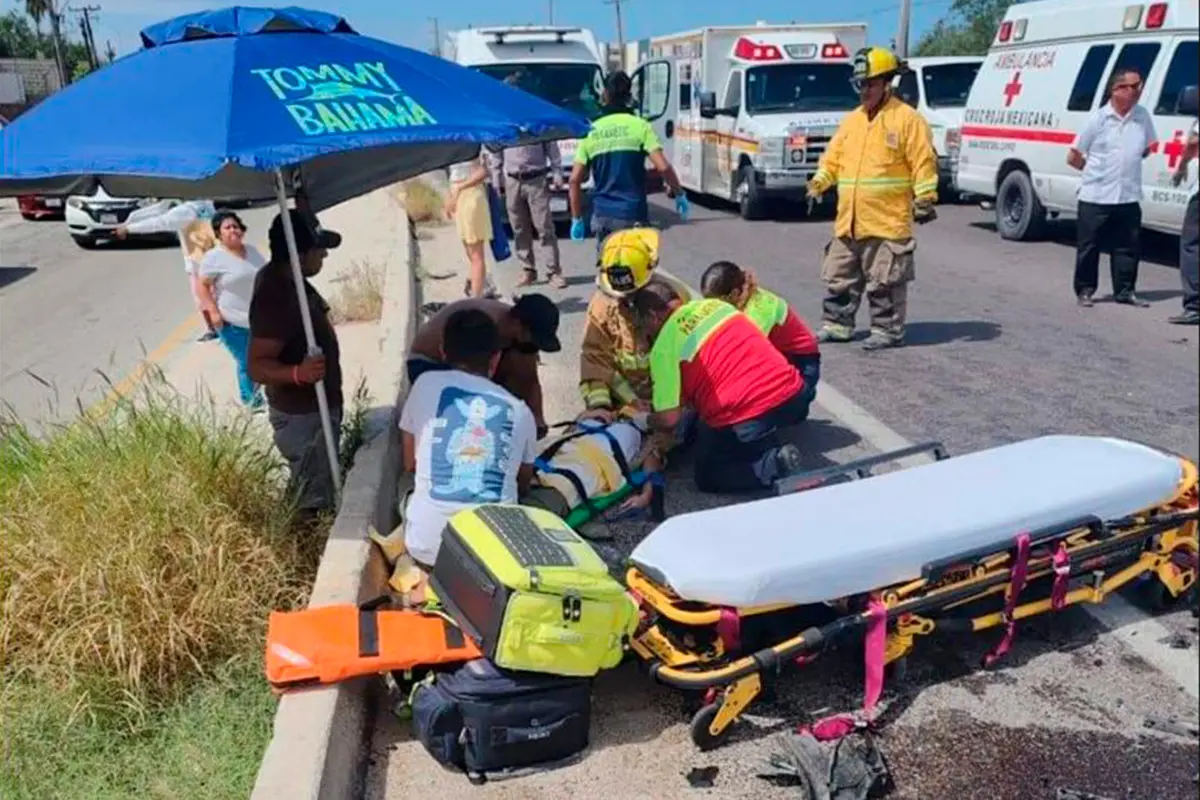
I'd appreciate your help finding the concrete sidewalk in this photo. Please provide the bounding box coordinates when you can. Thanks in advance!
[363,219,1200,800]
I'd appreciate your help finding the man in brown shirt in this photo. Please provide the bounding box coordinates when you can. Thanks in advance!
[407,293,561,438]
[248,209,344,515]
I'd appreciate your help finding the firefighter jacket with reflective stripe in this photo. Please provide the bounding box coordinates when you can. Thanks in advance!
[579,271,692,458]
[808,95,939,242]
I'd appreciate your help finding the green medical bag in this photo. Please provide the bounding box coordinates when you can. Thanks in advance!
[429,504,637,678]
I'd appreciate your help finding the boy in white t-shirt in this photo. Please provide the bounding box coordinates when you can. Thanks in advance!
[399,307,539,567]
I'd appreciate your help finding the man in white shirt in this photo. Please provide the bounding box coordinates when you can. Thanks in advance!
[398,307,539,568]
[1169,118,1199,325]
[1067,68,1158,308]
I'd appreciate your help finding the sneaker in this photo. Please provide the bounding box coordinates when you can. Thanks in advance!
[516,271,537,287]
[774,443,805,480]
[861,332,904,351]
[198,329,218,342]
[547,273,568,289]
[1077,293,1094,308]
[1167,310,1200,325]
[1114,292,1150,308]
[817,327,854,344]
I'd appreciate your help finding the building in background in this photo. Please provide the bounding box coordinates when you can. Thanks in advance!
[0,57,63,122]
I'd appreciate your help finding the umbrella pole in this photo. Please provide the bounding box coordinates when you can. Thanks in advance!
[272,169,343,506]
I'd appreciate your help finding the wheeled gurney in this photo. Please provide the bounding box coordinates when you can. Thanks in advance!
[623,435,1199,749]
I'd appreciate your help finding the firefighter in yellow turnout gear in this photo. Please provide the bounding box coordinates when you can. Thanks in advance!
[806,47,940,350]
[578,228,693,483]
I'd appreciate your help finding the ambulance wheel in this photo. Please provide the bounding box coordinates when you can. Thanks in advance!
[690,703,734,751]
[995,169,1045,241]
[735,165,766,221]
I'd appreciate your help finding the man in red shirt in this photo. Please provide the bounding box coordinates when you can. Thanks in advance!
[638,282,809,493]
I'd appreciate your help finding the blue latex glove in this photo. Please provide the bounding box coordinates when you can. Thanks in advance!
[569,217,586,241]
[674,192,690,220]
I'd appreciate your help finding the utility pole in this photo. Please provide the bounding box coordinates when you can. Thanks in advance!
[548,0,554,24]
[896,0,912,58]
[46,0,68,87]
[604,0,626,57]
[74,5,101,71]
[430,17,441,57]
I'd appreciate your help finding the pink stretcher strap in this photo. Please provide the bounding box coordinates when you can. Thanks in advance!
[716,608,741,653]
[983,533,1032,669]
[798,596,888,743]
[1050,542,1071,611]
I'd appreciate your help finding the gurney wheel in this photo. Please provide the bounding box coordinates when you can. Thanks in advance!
[690,703,733,751]
[1146,576,1198,612]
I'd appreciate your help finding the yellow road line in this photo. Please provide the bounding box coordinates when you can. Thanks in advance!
[86,315,202,418]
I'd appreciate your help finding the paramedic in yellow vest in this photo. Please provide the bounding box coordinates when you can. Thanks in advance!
[805,47,939,351]
[578,227,693,479]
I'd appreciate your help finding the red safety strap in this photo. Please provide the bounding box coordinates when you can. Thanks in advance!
[1050,541,1071,611]
[716,608,741,653]
[982,533,1032,669]
[798,596,888,742]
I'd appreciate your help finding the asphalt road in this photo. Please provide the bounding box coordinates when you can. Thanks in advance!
[652,194,1199,463]
[369,207,1199,800]
[0,201,274,429]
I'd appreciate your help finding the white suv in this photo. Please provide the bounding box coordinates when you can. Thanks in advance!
[65,186,178,249]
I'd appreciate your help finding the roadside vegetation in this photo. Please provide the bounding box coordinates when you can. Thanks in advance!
[395,176,446,225]
[328,258,386,324]
[0,368,356,799]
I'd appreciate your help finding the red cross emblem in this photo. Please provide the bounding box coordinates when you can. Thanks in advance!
[1162,129,1186,169]
[1002,71,1023,107]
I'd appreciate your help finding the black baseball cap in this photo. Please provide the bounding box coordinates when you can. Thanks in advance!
[511,293,561,353]
[268,208,342,255]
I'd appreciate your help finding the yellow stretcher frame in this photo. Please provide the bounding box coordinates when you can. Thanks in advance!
[624,446,1199,751]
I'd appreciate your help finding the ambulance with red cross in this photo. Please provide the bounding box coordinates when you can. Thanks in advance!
[628,22,867,220]
[953,0,1198,240]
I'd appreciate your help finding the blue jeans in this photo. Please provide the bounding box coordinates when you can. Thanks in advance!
[788,353,821,410]
[592,212,648,256]
[694,388,812,493]
[217,323,259,406]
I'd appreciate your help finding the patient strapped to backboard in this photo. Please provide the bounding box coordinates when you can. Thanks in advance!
[522,416,665,528]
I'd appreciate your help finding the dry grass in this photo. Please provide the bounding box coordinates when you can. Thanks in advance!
[328,258,385,324]
[395,176,446,225]
[0,372,320,731]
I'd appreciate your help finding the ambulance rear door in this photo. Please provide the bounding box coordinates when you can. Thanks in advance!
[1139,34,1197,235]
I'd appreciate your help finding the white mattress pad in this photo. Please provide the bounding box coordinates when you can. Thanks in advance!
[628,436,1184,608]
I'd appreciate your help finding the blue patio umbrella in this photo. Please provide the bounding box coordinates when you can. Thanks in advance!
[0,5,592,499]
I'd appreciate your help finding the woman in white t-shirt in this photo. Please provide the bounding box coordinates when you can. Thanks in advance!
[198,211,268,408]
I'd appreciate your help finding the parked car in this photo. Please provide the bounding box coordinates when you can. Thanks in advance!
[18,194,67,220]
[65,186,179,249]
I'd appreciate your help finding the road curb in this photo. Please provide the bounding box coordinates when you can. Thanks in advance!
[250,186,422,800]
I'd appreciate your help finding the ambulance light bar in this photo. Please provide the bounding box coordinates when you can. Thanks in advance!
[786,44,818,59]
[734,37,784,61]
[997,18,1028,43]
[1122,3,1168,29]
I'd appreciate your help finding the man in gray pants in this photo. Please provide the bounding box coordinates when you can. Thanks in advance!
[1169,119,1198,326]
[487,73,567,289]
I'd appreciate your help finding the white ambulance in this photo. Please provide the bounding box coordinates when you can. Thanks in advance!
[953,0,1199,240]
[628,22,868,220]
[444,25,606,217]
[893,56,985,195]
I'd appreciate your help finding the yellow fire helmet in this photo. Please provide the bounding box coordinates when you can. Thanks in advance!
[597,227,660,297]
[852,46,903,85]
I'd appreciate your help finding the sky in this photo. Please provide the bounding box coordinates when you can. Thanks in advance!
[1,0,957,58]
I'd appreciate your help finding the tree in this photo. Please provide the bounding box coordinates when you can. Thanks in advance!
[0,9,94,84]
[913,0,1026,57]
